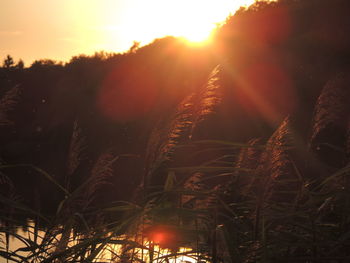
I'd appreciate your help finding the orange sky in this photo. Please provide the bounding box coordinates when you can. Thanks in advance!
[0,0,255,66]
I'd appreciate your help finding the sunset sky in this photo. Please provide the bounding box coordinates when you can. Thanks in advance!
[0,0,255,65]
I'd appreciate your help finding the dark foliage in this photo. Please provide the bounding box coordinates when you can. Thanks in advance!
[0,37,215,225]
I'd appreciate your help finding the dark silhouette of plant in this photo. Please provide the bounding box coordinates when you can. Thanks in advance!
[0,85,21,126]
[2,55,14,69]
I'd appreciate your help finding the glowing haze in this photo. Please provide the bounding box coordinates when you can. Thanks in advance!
[0,0,255,65]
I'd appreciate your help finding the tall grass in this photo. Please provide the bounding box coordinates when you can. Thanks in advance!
[1,133,350,262]
[0,85,21,126]
[0,166,214,262]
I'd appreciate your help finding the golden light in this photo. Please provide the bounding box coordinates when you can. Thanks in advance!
[2,0,259,65]
[128,0,256,45]
[75,0,257,53]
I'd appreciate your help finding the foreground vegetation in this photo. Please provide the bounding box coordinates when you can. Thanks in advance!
[2,0,350,262]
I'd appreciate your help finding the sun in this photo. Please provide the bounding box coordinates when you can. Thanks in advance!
[96,0,256,52]
[181,25,213,43]
[149,0,256,45]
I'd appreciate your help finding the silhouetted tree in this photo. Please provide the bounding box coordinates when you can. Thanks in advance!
[15,59,24,70]
[129,41,140,53]
[3,55,14,69]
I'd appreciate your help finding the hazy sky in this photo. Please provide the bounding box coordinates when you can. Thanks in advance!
[0,0,254,65]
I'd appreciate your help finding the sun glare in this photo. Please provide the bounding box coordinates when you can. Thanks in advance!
[137,0,255,45]
[163,0,256,44]
[1,0,258,65]
[88,0,256,53]
[181,24,213,44]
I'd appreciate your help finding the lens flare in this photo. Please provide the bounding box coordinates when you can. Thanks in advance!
[97,65,157,121]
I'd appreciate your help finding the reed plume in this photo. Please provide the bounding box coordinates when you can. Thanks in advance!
[83,151,117,209]
[66,120,86,187]
[144,65,223,187]
[0,85,21,126]
[310,72,350,167]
